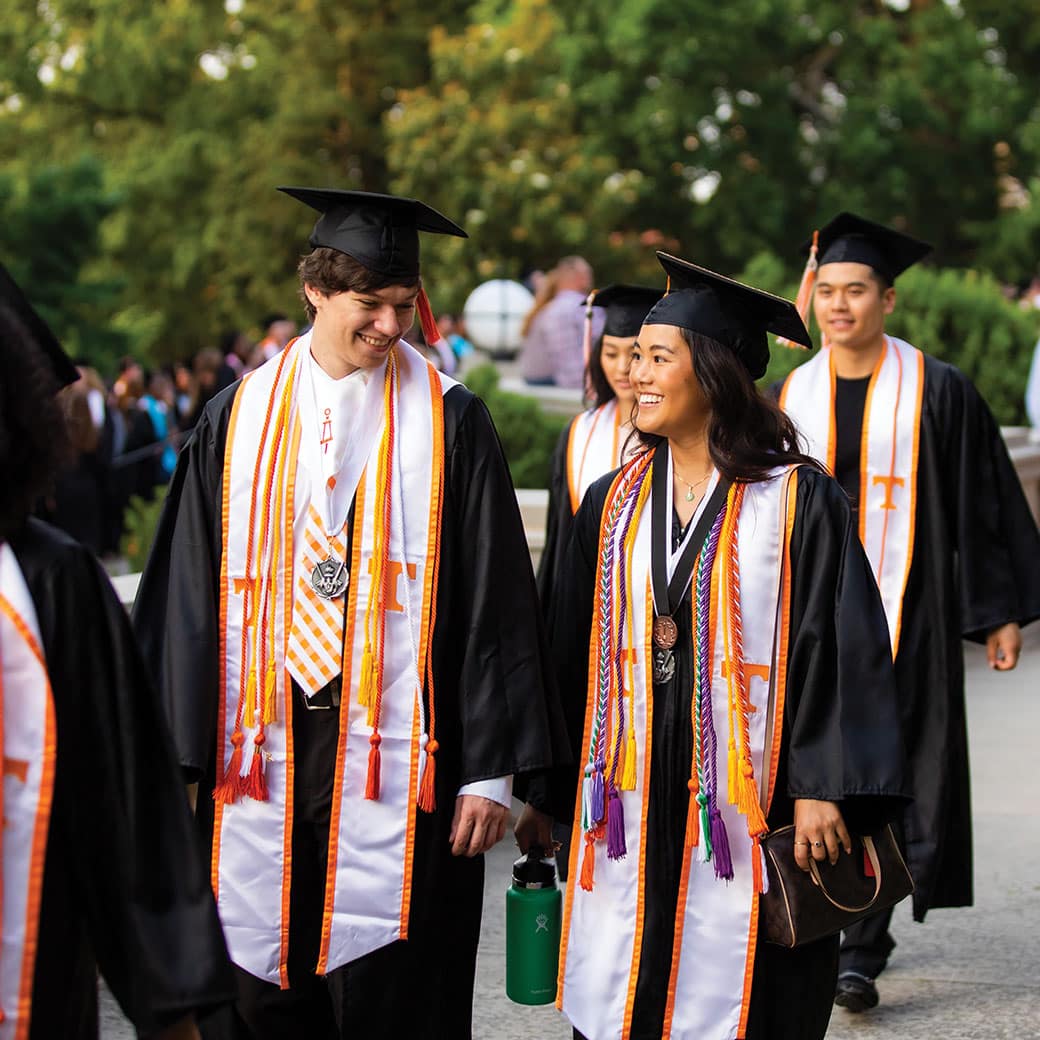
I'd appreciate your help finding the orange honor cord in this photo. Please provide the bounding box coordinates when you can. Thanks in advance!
[364,353,397,800]
[215,351,294,805]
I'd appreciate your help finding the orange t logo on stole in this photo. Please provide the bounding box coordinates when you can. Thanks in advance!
[872,475,905,511]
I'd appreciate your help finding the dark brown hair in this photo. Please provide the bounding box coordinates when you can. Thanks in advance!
[633,329,823,483]
[0,301,69,538]
[297,248,420,321]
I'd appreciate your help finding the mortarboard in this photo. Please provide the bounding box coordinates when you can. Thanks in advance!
[592,284,665,339]
[643,252,812,379]
[277,187,467,281]
[809,212,932,284]
[0,261,79,387]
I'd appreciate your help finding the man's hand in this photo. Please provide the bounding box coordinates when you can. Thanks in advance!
[514,802,555,855]
[792,799,851,872]
[450,795,509,857]
[986,623,1021,671]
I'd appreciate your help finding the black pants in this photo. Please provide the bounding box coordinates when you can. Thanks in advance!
[839,905,897,979]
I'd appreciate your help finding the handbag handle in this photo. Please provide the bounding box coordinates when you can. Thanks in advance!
[807,836,882,912]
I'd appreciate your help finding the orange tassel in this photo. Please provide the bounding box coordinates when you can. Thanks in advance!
[685,779,701,848]
[262,662,277,725]
[244,733,269,802]
[418,738,438,813]
[365,733,382,800]
[739,758,768,835]
[213,730,245,804]
[752,834,766,895]
[245,666,258,728]
[777,230,818,350]
[416,287,442,346]
[579,833,596,892]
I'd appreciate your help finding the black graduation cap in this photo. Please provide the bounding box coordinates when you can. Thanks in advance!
[0,261,79,388]
[643,252,812,380]
[591,284,664,339]
[277,187,467,280]
[809,212,932,284]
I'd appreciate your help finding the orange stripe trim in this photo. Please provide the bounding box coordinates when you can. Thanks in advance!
[316,474,366,974]
[277,417,301,988]
[400,701,421,938]
[766,468,797,813]
[556,465,630,1009]
[0,597,57,1040]
[858,340,887,544]
[826,350,838,474]
[620,583,655,1038]
[211,377,247,897]
[736,893,760,1038]
[892,349,924,657]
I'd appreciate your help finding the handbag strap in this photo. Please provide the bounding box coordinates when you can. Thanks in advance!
[808,836,883,912]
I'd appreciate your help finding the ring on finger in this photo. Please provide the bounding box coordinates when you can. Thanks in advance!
[813,841,824,848]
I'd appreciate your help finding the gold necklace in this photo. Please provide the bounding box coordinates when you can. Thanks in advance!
[675,468,713,502]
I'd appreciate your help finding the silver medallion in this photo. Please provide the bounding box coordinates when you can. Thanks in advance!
[311,557,349,599]
[652,647,676,685]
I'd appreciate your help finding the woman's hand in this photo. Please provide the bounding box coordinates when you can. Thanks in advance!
[986,622,1021,671]
[514,802,555,855]
[793,799,851,872]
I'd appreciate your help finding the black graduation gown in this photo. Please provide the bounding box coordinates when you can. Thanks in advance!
[550,464,908,1040]
[784,357,1040,920]
[536,422,575,608]
[6,519,234,1040]
[132,379,568,1036]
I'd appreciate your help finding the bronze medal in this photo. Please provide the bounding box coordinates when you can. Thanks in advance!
[652,614,678,650]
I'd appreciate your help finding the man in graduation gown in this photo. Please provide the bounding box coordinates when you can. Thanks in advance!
[133,188,567,1039]
[0,262,235,1039]
[778,213,1040,1011]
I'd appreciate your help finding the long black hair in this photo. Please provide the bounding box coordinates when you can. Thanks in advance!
[586,332,614,408]
[632,329,823,483]
[0,301,69,539]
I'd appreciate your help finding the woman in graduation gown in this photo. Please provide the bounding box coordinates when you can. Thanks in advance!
[519,253,908,1040]
[537,285,663,606]
[0,262,234,1039]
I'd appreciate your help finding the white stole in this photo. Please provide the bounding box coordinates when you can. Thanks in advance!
[0,544,57,1040]
[781,337,923,653]
[215,337,453,985]
[558,468,797,1040]
[567,401,627,513]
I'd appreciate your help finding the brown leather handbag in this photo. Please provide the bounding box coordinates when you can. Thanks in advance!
[759,824,914,948]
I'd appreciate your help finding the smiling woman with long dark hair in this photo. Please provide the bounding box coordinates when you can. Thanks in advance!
[517,253,908,1040]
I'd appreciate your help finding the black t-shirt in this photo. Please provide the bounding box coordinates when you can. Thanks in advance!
[834,375,872,516]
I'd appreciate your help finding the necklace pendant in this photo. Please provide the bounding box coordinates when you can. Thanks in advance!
[686,487,695,502]
[652,614,679,650]
[311,557,349,599]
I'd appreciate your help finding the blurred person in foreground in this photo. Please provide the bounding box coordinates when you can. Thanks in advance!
[520,256,603,389]
[778,213,1040,1012]
[517,254,907,1040]
[0,260,233,1039]
[133,187,566,1039]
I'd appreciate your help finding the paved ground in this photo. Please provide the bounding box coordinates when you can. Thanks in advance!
[102,630,1040,1039]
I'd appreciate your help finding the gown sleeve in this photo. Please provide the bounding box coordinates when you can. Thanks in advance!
[132,389,233,781]
[933,364,1040,641]
[535,422,575,608]
[443,392,571,785]
[24,522,235,1034]
[777,468,910,834]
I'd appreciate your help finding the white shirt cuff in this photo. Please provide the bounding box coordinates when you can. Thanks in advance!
[458,776,513,808]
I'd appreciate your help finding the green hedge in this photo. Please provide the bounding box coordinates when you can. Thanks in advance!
[745,254,1040,425]
[463,364,569,489]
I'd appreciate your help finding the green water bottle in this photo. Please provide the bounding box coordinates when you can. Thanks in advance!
[506,846,562,1005]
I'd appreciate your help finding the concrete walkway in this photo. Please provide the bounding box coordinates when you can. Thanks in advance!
[102,632,1040,1039]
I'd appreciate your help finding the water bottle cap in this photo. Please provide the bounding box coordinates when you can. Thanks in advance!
[512,847,558,889]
